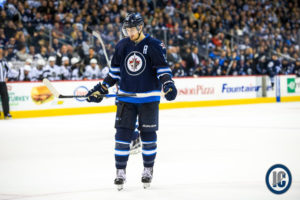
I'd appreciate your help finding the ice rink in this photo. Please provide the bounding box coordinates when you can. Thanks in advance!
[1,102,300,200]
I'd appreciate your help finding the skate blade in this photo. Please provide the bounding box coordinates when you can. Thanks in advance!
[130,148,141,155]
[143,183,150,189]
[116,184,124,191]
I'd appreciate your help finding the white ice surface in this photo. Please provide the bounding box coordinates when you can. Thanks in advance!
[0,102,300,200]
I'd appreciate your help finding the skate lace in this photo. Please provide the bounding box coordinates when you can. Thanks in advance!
[142,168,153,178]
[117,169,126,180]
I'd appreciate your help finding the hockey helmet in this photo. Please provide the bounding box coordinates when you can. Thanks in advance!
[71,57,80,65]
[24,64,32,72]
[37,59,46,66]
[25,58,33,64]
[90,58,97,64]
[122,13,144,37]
[48,56,56,62]
[62,56,69,63]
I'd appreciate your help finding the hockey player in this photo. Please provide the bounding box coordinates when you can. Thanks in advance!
[84,58,101,80]
[19,58,33,81]
[71,57,84,80]
[60,56,71,80]
[31,59,45,81]
[43,56,61,80]
[85,13,177,190]
[7,62,19,81]
[19,64,32,81]
[100,66,109,78]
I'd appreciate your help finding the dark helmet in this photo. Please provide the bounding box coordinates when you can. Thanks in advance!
[122,13,144,37]
[123,13,144,28]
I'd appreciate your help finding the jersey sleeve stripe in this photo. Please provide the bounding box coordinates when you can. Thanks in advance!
[110,67,120,72]
[157,71,172,75]
[109,71,120,76]
[102,81,110,87]
[109,69,120,75]
[108,72,120,80]
[157,68,172,73]
[157,72,172,79]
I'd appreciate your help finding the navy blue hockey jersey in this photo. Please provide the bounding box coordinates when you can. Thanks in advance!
[104,34,172,103]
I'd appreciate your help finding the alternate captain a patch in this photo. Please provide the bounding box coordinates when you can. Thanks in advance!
[125,51,146,76]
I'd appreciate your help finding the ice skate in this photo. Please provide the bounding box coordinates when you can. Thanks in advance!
[114,169,126,191]
[141,167,153,189]
[130,137,141,155]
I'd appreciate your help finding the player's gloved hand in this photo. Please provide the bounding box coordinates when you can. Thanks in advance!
[163,81,177,101]
[86,82,108,103]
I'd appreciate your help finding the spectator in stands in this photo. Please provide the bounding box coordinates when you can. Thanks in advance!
[52,38,61,52]
[61,56,71,80]
[191,46,200,68]
[256,55,267,75]
[295,59,300,77]
[267,54,282,88]
[227,60,239,76]
[84,47,99,65]
[167,45,181,69]
[56,45,71,66]
[4,20,16,39]
[181,46,195,76]
[27,46,36,60]
[281,59,294,75]
[212,59,222,76]
[0,28,6,46]
[16,44,30,61]
[35,45,48,61]
[0,0,299,81]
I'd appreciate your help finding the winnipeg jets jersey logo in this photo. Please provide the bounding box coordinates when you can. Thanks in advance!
[125,51,146,76]
[129,57,140,70]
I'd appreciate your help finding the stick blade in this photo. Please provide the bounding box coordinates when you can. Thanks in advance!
[43,78,60,98]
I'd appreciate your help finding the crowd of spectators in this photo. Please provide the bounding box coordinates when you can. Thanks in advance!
[0,0,299,82]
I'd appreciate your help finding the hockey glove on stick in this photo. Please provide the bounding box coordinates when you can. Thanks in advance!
[163,81,177,101]
[86,82,108,103]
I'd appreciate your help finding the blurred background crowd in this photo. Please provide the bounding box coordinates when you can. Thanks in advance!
[0,0,299,82]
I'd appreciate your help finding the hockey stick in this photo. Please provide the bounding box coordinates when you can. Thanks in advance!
[43,78,169,99]
[86,27,111,68]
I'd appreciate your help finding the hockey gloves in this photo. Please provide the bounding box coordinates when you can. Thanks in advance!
[86,82,108,103]
[163,81,177,101]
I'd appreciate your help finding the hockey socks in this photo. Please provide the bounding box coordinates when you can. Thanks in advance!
[115,128,132,169]
[140,131,157,168]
